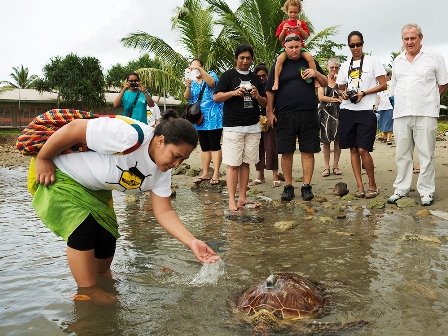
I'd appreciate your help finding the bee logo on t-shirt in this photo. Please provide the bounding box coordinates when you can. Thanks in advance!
[107,161,151,192]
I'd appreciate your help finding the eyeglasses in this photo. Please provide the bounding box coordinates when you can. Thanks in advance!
[348,42,364,48]
[285,35,301,42]
[258,74,267,79]
[329,66,339,69]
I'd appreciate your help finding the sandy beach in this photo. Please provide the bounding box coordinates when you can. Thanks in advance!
[3,132,448,214]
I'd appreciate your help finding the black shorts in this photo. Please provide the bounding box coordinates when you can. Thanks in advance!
[276,109,321,154]
[198,129,223,152]
[67,214,117,259]
[338,108,377,152]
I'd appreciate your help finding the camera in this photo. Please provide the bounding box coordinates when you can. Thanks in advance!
[346,90,358,103]
[240,82,252,95]
[184,68,191,80]
[129,81,139,88]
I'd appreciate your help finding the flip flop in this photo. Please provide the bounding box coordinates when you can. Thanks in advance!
[333,168,342,175]
[272,180,281,188]
[413,168,420,174]
[321,168,330,177]
[354,190,365,198]
[210,178,220,185]
[193,177,209,184]
[365,189,379,199]
[250,179,265,186]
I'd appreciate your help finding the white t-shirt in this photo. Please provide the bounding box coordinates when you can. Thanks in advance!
[147,103,161,127]
[53,117,171,197]
[337,55,386,111]
[377,80,393,111]
[390,47,448,118]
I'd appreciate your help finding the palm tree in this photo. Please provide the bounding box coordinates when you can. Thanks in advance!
[0,65,38,89]
[121,0,217,98]
[120,0,340,99]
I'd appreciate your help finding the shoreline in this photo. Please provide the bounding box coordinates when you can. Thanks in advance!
[3,133,448,216]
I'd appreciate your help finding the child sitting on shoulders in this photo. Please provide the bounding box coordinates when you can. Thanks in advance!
[272,0,316,90]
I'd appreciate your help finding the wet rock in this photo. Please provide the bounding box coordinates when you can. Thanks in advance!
[396,197,418,208]
[274,220,297,231]
[366,198,386,209]
[333,182,349,196]
[172,163,191,175]
[224,215,264,223]
[185,168,199,177]
[312,195,327,203]
[318,216,334,224]
[321,202,334,209]
[401,234,442,244]
[341,194,357,201]
[416,209,431,217]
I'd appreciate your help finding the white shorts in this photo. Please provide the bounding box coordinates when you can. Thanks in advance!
[222,131,260,166]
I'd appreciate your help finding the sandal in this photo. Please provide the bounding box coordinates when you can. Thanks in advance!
[193,177,209,184]
[321,168,330,177]
[413,168,420,174]
[354,190,366,198]
[333,167,342,175]
[272,180,281,188]
[250,179,265,186]
[210,178,220,185]
[365,189,379,199]
[386,141,392,145]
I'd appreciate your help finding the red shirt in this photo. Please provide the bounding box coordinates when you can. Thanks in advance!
[275,19,309,47]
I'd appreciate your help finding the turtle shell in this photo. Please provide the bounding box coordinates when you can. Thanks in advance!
[236,273,329,321]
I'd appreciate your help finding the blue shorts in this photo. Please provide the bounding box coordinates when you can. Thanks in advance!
[338,109,377,152]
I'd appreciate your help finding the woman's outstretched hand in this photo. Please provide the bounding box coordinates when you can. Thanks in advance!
[189,239,220,263]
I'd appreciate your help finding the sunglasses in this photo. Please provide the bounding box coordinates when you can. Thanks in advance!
[348,42,364,48]
[329,66,339,69]
[285,35,301,42]
[128,80,139,83]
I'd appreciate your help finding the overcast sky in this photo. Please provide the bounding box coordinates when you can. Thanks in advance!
[1,0,447,82]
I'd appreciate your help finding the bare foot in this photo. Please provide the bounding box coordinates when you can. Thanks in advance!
[77,285,118,305]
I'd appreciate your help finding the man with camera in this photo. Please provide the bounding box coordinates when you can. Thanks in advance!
[265,34,328,201]
[114,72,155,124]
[387,23,448,206]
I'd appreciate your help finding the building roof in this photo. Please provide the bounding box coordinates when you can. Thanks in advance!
[0,88,181,106]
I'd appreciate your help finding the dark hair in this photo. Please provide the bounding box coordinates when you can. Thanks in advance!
[254,63,268,74]
[161,109,178,121]
[190,58,204,67]
[347,31,364,44]
[126,72,140,81]
[154,111,198,148]
[234,44,254,59]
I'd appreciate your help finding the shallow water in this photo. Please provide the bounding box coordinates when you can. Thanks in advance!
[1,166,448,335]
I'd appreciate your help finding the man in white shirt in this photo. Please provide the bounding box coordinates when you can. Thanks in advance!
[388,23,448,206]
[147,102,161,128]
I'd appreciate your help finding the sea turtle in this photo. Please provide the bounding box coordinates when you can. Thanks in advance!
[234,273,367,335]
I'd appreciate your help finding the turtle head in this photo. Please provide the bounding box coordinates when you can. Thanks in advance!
[266,274,277,288]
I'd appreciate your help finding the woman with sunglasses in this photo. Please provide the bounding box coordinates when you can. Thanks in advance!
[318,57,343,177]
[336,31,387,199]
